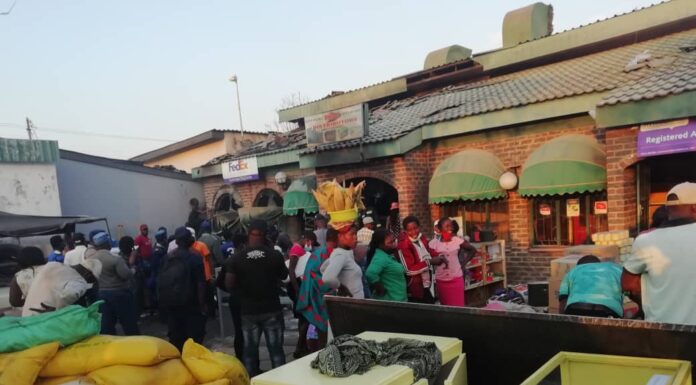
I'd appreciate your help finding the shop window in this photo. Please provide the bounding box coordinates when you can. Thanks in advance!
[532,192,609,246]
[253,189,283,207]
[442,200,509,242]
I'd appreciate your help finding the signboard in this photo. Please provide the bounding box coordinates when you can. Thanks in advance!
[594,201,608,215]
[539,204,552,216]
[221,157,259,184]
[305,104,367,147]
[566,199,580,217]
[637,119,696,157]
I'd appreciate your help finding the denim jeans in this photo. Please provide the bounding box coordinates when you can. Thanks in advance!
[98,289,140,336]
[241,311,285,376]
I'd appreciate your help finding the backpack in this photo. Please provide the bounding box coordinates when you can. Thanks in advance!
[158,250,192,307]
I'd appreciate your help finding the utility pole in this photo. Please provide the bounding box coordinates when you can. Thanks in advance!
[229,74,244,137]
[25,117,34,140]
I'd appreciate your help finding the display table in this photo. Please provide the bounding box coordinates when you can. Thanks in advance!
[251,331,464,385]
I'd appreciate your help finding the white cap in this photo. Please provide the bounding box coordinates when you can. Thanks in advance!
[187,226,196,238]
[363,217,374,225]
[666,182,696,206]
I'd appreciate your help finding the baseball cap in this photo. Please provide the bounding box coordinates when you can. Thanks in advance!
[666,182,696,206]
[92,232,111,247]
[175,226,194,241]
[363,217,374,225]
[186,227,196,238]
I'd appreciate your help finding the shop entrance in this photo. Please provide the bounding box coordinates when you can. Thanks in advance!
[637,151,696,230]
[345,177,398,226]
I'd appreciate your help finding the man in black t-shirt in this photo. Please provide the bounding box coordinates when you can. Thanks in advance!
[226,220,288,376]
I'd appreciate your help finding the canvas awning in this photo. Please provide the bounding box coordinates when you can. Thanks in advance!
[282,176,319,215]
[0,211,106,238]
[518,135,606,197]
[429,149,507,203]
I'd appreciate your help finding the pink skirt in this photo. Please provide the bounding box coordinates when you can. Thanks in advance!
[436,277,465,307]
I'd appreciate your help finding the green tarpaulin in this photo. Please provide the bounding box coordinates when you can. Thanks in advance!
[283,177,319,215]
[518,134,607,197]
[429,149,507,203]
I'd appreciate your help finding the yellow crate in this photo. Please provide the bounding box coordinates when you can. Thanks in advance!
[522,352,692,385]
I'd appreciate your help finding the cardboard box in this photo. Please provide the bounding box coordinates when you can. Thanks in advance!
[550,253,619,281]
[548,278,563,313]
[564,245,620,260]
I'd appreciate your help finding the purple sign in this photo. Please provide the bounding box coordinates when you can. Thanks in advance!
[637,119,696,157]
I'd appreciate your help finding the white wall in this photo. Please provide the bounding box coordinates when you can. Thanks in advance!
[0,163,61,216]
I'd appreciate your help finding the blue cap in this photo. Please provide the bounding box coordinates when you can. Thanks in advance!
[92,232,111,247]
[155,227,167,239]
[200,220,212,232]
[89,229,106,242]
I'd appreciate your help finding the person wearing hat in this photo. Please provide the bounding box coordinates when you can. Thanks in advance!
[357,216,375,246]
[314,214,329,248]
[22,253,102,316]
[64,233,88,266]
[623,182,696,325]
[225,219,288,376]
[158,226,208,350]
[88,231,140,335]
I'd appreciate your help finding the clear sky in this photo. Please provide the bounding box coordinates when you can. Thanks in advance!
[0,0,658,159]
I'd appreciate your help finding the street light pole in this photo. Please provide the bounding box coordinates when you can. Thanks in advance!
[229,74,244,137]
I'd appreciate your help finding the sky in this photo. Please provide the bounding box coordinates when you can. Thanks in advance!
[0,0,660,159]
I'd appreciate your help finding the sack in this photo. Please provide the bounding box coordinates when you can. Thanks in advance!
[181,339,249,385]
[40,335,180,377]
[87,359,196,385]
[158,250,192,307]
[36,377,95,385]
[0,302,101,353]
[0,342,60,385]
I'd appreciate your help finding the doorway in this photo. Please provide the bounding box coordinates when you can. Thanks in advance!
[345,177,398,226]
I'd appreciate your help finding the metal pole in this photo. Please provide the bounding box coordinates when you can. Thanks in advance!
[234,80,244,137]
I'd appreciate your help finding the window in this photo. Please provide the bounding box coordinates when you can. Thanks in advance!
[442,200,509,241]
[532,192,609,246]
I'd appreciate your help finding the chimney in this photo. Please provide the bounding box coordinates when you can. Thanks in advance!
[423,45,472,70]
[502,3,553,48]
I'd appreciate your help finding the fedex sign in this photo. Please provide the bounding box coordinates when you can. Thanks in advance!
[222,157,260,184]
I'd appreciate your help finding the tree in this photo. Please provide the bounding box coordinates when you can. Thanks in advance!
[265,92,311,133]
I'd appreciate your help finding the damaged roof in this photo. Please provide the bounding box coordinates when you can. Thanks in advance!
[203,128,307,167]
[301,29,696,154]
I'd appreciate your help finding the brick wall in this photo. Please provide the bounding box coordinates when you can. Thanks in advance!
[606,126,639,232]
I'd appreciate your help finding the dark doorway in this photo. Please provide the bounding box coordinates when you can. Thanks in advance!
[345,177,398,226]
[253,188,284,207]
[214,193,241,212]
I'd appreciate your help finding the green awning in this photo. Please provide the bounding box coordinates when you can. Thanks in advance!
[429,149,507,204]
[519,134,606,197]
[282,177,319,215]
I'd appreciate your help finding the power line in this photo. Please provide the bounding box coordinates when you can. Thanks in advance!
[0,0,18,16]
[0,122,176,143]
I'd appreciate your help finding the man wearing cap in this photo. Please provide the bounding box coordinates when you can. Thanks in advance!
[64,233,88,266]
[623,182,696,325]
[225,219,288,376]
[314,214,328,248]
[357,217,375,246]
[88,231,140,335]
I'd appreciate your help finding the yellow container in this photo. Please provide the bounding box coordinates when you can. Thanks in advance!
[328,208,358,223]
[522,352,692,385]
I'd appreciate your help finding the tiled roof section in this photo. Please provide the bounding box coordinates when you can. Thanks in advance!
[301,29,696,154]
[203,128,306,167]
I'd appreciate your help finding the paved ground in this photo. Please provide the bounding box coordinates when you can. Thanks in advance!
[139,300,300,371]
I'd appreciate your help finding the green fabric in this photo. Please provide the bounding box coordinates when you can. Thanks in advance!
[429,149,506,203]
[365,249,407,302]
[0,302,102,353]
[519,134,607,197]
[283,178,319,215]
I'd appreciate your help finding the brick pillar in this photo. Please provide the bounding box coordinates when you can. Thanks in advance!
[606,127,639,231]
[396,150,433,234]
[507,190,530,250]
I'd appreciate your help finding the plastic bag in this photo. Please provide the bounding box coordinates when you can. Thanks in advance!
[0,303,101,353]
[41,335,179,377]
[87,359,195,385]
[0,342,59,385]
[181,339,249,385]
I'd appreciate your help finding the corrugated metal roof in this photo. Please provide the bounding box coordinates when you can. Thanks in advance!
[0,138,59,163]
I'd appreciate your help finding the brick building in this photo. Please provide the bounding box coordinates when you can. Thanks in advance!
[194,1,696,283]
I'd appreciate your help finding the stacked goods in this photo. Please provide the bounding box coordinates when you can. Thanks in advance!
[0,333,248,385]
[312,180,366,230]
[591,230,634,261]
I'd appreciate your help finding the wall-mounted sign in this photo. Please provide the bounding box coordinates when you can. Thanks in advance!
[539,204,552,216]
[305,104,367,147]
[566,199,580,218]
[637,119,696,157]
[594,201,608,215]
[222,157,259,184]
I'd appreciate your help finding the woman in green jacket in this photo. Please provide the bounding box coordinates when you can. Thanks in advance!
[366,228,407,302]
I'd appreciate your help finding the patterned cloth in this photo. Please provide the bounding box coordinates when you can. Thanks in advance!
[296,246,336,332]
[311,335,442,380]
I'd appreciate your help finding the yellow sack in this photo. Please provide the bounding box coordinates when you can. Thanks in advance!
[181,339,249,385]
[36,377,95,385]
[87,359,195,385]
[41,335,179,377]
[0,342,59,385]
[200,380,231,385]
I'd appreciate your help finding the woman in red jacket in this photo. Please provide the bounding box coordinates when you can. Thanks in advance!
[397,216,447,303]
